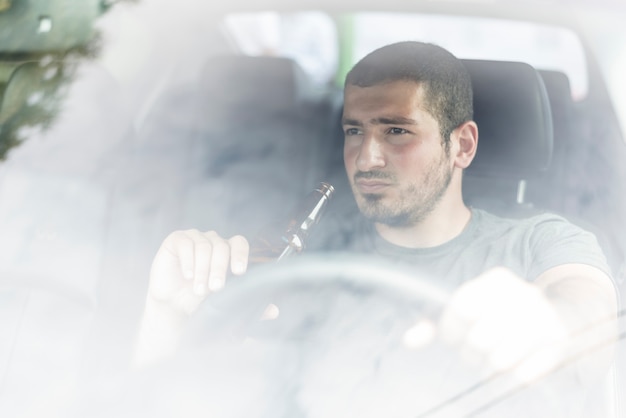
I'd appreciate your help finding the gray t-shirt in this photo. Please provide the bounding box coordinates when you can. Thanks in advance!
[312,207,611,291]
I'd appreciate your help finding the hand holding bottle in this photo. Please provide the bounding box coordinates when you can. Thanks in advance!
[133,230,249,367]
[134,182,334,367]
[149,230,250,314]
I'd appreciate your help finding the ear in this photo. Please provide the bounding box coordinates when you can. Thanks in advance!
[452,121,478,169]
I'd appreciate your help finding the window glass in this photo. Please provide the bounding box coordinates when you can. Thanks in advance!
[223,12,338,86]
[350,13,588,100]
[223,12,588,98]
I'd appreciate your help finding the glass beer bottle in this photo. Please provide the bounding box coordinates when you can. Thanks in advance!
[248,182,334,264]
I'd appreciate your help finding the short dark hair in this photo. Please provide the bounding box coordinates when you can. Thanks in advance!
[345,41,473,147]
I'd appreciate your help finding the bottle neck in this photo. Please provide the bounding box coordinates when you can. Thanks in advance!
[249,182,335,264]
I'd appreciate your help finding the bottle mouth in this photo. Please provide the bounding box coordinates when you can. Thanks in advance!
[317,182,335,198]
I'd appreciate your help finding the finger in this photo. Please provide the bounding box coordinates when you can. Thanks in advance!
[228,235,250,275]
[206,232,231,292]
[439,268,522,345]
[191,233,214,296]
[488,334,533,372]
[514,344,564,383]
[462,316,522,372]
[438,307,472,346]
[465,315,509,352]
[171,230,196,282]
[438,282,485,345]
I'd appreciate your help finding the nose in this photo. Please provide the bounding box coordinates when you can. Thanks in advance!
[356,136,386,172]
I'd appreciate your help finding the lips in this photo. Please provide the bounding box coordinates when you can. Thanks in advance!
[355,179,390,194]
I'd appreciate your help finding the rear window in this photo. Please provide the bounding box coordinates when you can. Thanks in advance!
[350,13,588,100]
[222,11,338,86]
[223,11,588,100]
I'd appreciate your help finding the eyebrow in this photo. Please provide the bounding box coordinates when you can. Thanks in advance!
[342,116,418,126]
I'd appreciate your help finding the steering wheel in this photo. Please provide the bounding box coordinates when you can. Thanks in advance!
[185,253,449,343]
[145,255,571,418]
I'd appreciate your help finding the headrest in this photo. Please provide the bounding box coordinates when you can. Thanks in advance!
[538,70,574,142]
[539,70,573,104]
[463,59,553,179]
[199,55,313,119]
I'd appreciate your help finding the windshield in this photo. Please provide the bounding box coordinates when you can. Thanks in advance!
[224,9,626,134]
[1,1,625,417]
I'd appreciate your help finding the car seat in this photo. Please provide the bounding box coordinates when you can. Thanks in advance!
[184,54,335,238]
[460,60,620,418]
[462,59,553,215]
[313,59,555,251]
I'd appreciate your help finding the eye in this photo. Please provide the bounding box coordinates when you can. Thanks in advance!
[344,127,361,136]
[388,127,408,135]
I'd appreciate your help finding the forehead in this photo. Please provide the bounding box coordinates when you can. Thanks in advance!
[342,80,429,119]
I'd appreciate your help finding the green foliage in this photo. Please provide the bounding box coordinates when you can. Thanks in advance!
[0,32,103,161]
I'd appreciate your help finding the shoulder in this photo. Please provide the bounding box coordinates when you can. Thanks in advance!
[472,207,602,251]
[520,211,600,246]
[473,208,611,279]
[472,207,585,237]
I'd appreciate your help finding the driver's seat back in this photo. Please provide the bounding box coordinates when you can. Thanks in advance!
[462,59,553,216]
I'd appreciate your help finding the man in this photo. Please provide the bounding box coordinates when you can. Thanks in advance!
[134,42,617,397]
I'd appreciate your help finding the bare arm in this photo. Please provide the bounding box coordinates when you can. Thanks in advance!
[440,264,618,384]
[534,263,618,384]
[133,230,250,368]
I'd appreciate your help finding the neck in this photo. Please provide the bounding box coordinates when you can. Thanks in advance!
[374,192,472,249]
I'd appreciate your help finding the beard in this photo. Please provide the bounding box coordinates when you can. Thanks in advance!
[352,154,453,228]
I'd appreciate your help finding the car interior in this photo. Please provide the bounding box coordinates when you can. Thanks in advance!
[177,51,626,278]
[1,1,625,416]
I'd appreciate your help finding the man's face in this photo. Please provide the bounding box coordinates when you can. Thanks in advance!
[342,80,454,227]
